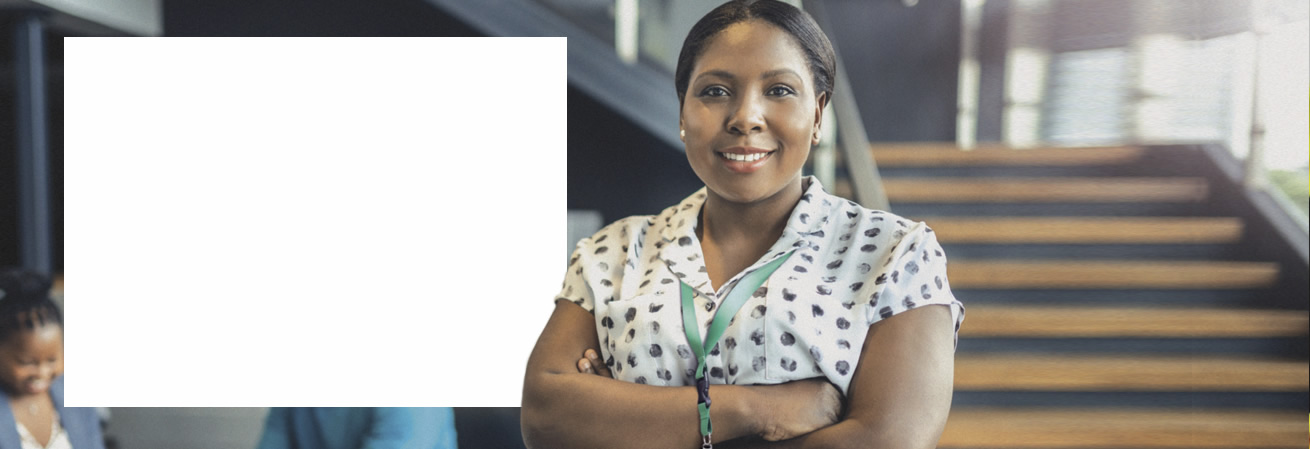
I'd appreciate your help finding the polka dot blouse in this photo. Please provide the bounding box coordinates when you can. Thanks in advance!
[556,177,964,395]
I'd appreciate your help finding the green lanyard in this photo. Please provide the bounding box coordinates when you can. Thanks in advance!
[680,250,794,449]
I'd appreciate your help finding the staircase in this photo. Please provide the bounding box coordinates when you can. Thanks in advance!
[845,143,1310,448]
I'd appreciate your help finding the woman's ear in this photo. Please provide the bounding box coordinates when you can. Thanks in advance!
[812,92,829,144]
[679,118,686,142]
[814,92,829,128]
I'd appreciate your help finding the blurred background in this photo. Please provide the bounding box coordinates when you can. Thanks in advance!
[0,0,1306,447]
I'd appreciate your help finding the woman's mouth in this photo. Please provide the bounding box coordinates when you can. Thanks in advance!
[717,149,776,173]
[719,152,771,162]
[22,378,50,394]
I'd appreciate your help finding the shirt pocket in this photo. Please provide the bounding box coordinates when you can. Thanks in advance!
[599,291,686,386]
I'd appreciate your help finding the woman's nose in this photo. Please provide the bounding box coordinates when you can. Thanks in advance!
[727,92,766,135]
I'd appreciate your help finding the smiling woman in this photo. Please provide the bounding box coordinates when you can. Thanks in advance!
[680,16,828,291]
[521,2,963,449]
[680,21,820,205]
[0,269,103,449]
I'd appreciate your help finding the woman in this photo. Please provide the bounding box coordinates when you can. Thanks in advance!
[522,1,963,448]
[0,269,103,449]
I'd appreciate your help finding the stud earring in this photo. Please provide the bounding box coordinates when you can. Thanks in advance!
[680,129,685,139]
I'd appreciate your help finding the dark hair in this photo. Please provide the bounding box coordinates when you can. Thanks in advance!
[674,0,837,106]
[0,268,62,342]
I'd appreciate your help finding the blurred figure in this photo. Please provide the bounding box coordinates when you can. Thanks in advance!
[0,268,104,449]
[255,408,456,449]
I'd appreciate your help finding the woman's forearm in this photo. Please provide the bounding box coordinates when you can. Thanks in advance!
[720,306,957,449]
[521,301,765,449]
[521,369,760,449]
[716,417,933,449]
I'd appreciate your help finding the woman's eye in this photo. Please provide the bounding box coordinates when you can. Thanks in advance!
[767,86,796,96]
[699,86,729,97]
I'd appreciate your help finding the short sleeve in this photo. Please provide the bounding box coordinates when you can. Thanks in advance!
[555,239,596,313]
[862,222,964,345]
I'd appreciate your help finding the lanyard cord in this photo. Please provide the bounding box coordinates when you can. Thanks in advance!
[680,250,795,449]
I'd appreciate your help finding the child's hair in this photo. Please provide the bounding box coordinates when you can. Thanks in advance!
[0,268,63,342]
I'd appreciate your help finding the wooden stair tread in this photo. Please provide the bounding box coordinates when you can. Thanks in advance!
[939,408,1309,448]
[883,177,1209,202]
[954,354,1309,391]
[948,260,1278,289]
[960,306,1309,337]
[871,143,1145,167]
[923,217,1243,244]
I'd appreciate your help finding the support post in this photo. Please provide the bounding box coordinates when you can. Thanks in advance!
[14,11,53,274]
[957,0,986,150]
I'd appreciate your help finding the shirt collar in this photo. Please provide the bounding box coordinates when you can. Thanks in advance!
[660,176,831,240]
[657,176,834,297]
[784,176,833,236]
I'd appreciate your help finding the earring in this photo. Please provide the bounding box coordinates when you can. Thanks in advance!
[680,129,686,139]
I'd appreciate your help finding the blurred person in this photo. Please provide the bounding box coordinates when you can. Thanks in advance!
[255,407,456,449]
[0,268,104,449]
[521,1,963,448]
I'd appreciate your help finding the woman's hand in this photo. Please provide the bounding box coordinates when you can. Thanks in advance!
[576,349,611,378]
[750,378,842,442]
[524,301,759,449]
[574,348,842,442]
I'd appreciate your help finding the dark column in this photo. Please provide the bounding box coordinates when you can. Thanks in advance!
[14,11,52,274]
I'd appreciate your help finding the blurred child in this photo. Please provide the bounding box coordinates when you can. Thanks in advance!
[0,268,103,449]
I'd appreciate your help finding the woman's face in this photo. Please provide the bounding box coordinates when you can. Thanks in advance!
[681,20,824,204]
[0,325,63,396]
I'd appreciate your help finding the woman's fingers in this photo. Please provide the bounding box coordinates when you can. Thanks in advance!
[576,357,595,375]
[575,349,613,378]
[586,349,612,378]
[820,381,843,423]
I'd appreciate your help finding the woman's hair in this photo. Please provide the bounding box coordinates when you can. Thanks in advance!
[0,268,63,342]
[674,0,837,106]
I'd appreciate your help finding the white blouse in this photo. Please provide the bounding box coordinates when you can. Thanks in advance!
[16,415,72,449]
[556,177,964,394]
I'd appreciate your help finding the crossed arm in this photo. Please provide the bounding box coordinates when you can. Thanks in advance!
[520,300,955,449]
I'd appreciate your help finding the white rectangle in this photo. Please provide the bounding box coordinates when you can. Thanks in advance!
[63,37,566,406]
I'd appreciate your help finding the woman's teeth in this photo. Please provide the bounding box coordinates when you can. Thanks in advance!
[721,152,770,162]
